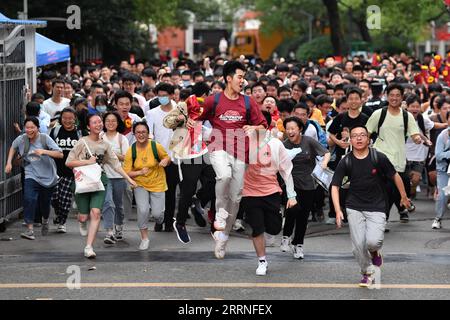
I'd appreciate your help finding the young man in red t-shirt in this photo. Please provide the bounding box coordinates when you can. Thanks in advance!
[187,61,267,259]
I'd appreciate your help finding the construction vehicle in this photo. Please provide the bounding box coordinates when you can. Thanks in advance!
[229,11,284,60]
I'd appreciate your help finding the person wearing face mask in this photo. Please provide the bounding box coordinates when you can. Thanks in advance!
[49,108,82,233]
[145,83,180,232]
[94,95,109,114]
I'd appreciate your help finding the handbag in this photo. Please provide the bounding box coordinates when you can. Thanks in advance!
[73,139,105,194]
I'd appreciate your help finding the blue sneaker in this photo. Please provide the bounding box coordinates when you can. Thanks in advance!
[174,220,191,244]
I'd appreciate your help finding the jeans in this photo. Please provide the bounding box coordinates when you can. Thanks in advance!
[23,179,54,225]
[209,150,246,236]
[435,170,449,220]
[102,178,128,230]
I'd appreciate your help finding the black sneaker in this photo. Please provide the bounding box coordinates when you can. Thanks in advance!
[190,200,207,227]
[407,202,416,213]
[164,223,174,232]
[154,223,163,232]
[400,212,409,223]
[104,234,117,245]
[173,221,191,244]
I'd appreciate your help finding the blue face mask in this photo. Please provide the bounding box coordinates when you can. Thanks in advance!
[158,96,170,106]
[96,105,107,113]
[183,80,191,87]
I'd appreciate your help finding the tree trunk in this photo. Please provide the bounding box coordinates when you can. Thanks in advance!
[322,0,343,56]
[356,16,372,43]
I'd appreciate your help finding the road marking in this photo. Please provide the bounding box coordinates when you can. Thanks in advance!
[0,283,450,289]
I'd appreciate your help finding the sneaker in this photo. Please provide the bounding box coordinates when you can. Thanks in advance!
[79,221,88,236]
[174,221,191,244]
[407,202,416,213]
[41,220,49,236]
[232,219,245,232]
[325,217,336,225]
[359,273,373,288]
[34,223,42,228]
[56,224,67,234]
[164,223,174,232]
[212,231,227,259]
[191,197,207,227]
[432,219,442,229]
[384,222,390,233]
[264,233,276,247]
[256,260,268,276]
[213,208,228,232]
[371,251,383,267]
[280,236,291,252]
[154,223,163,232]
[138,238,150,251]
[399,212,409,223]
[292,244,304,259]
[114,225,123,241]
[84,245,96,259]
[104,234,117,245]
[21,229,35,240]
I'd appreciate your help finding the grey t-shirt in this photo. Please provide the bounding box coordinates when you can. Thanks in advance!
[12,133,62,187]
[284,136,328,191]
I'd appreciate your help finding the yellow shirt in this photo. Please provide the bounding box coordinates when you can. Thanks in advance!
[310,107,325,127]
[123,141,169,193]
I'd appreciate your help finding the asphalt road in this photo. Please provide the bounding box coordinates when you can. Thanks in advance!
[1,191,450,301]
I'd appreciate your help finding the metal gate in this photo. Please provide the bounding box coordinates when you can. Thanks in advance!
[0,25,27,220]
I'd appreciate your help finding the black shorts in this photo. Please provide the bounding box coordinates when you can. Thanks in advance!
[242,193,282,238]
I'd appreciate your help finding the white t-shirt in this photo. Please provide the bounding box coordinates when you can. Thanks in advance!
[42,97,70,118]
[102,132,129,178]
[304,122,319,141]
[406,117,434,162]
[134,93,148,114]
[124,112,142,145]
[146,103,176,160]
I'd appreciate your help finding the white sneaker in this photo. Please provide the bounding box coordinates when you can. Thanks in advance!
[84,245,96,259]
[79,222,88,236]
[232,219,245,232]
[292,244,304,259]
[214,208,228,232]
[280,236,291,252]
[213,231,227,259]
[264,233,276,247]
[325,218,336,225]
[56,224,67,234]
[432,219,442,229]
[139,239,150,251]
[256,260,268,276]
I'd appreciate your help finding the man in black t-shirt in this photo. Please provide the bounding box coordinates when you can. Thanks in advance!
[50,108,81,233]
[331,125,410,288]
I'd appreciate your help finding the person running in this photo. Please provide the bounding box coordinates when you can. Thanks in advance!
[101,111,129,244]
[50,107,82,233]
[186,60,267,259]
[281,117,330,259]
[66,114,136,258]
[432,114,450,230]
[366,83,421,223]
[331,125,411,287]
[5,117,63,240]
[123,122,171,250]
[241,111,297,276]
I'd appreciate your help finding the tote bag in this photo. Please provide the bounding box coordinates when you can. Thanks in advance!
[73,139,105,194]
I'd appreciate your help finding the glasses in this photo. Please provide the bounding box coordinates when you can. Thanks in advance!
[350,133,368,139]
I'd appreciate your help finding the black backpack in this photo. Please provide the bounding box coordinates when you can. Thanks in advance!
[375,107,409,142]
[342,148,389,214]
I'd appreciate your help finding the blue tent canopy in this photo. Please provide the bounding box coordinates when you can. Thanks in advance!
[36,33,70,66]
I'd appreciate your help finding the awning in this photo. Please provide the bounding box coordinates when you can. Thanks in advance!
[36,33,70,66]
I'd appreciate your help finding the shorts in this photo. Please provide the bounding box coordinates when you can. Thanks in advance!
[71,174,108,215]
[426,154,436,172]
[242,193,282,238]
[406,160,425,175]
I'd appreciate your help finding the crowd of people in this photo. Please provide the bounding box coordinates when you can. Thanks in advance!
[4,50,450,286]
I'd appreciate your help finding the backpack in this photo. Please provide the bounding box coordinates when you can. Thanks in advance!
[376,107,409,142]
[306,120,328,149]
[131,140,160,168]
[50,125,82,141]
[15,134,48,167]
[212,93,251,123]
[416,114,426,136]
[341,148,389,213]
